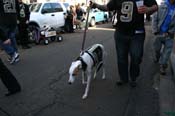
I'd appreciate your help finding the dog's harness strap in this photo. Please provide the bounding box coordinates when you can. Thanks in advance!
[77,57,87,71]
[85,51,96,66]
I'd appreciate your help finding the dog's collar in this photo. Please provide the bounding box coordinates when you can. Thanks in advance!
[76,57,87,71]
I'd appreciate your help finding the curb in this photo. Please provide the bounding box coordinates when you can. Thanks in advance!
[159,66,175,116]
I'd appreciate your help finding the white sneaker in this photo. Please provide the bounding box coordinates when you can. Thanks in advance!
[7,56,12,62]
[10,52,19,64]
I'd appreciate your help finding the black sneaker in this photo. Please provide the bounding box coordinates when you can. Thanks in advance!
[160,65,166,75]
[116,80,128,86]
[153,57,159,63]
[153,52,160,63]
[130,81,137,87]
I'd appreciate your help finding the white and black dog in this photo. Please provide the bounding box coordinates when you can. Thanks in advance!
[68,44,105,99]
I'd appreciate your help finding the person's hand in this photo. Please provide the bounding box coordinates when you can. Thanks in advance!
[163,32,169,37]
[137,5,149,14]
[3,39,11,45]
[89,1,97,9]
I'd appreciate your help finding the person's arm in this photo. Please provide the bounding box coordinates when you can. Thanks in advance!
[138,0,158,15]
[0,30,11,44]
[146,5,158,15]
[25,4,30,21]
[90,1,108,11]
[90,0,116,11]
[3,39,11,44]
[151,11,159,34]
[94,4,108,11]
[138,5,158,15]
[15,0,20,22]
[0,29,11,44]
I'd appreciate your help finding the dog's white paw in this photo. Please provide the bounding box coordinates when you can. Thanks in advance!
[93,73,97,79]
[82,94,88,99]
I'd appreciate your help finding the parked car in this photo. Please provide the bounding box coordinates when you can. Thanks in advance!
[29,2,67,30]
[62,2,70,9]
[88,8,109,27]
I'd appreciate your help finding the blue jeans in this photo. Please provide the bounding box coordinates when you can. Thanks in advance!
[153,35,173,65]
[0,26,18,57]
[114,31,145,81]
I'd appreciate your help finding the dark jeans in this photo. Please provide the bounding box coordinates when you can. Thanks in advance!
[0,26,18,56]
[153,34,173,65]
[114,31,145,82]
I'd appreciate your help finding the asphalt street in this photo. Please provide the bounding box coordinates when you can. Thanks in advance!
[0,22,159,116]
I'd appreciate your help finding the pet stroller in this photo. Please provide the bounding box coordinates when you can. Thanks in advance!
[28,25,63,45]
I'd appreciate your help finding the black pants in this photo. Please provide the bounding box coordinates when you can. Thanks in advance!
[114,31,145,82]
[18,23,29,46]
[64,18,74,33]
[0,58,21,92]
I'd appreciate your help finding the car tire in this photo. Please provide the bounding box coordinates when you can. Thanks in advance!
[44,39,49,45]
[28,25,40,44]
[50,36,56,41]
[90,18,96,27]
[35,40,40,45]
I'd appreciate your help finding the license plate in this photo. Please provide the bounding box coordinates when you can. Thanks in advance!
[45,31,56,37]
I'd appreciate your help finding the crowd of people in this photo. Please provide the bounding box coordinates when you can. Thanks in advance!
[0,0,175,97]
[64,3,87,33]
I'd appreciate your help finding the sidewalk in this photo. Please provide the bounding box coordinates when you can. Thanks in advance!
[159,57,175,116]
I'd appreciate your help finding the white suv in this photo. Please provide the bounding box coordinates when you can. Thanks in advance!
[29,2,66,30]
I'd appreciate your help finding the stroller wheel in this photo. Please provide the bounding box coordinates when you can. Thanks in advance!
[57,35,63,42]
[44,39,49,45]
[50,37,56,41]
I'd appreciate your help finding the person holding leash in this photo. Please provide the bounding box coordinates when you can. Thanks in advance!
[90,0,158,87]
[152,0,175,75]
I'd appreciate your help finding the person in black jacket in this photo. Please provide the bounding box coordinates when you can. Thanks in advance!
[0,0,21,96]
[18,0,31,49]
[0,0,20,64]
